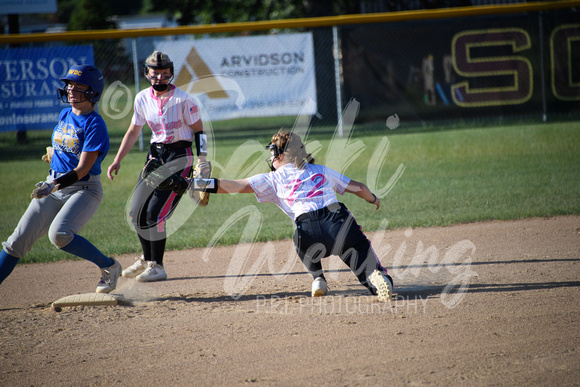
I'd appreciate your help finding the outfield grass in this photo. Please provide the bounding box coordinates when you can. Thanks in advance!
[0,121,578,264]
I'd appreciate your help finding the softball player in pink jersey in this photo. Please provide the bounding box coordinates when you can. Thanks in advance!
[107,51,208,282]
[189,130,393,301]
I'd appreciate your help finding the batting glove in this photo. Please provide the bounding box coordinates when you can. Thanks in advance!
[31,181,57,199]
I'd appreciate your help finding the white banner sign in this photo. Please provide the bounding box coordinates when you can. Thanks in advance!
[156,33,317,121]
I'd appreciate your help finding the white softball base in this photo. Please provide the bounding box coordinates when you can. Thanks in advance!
[52,293,124,311]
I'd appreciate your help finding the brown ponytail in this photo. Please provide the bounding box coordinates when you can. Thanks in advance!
[270,129,315,169]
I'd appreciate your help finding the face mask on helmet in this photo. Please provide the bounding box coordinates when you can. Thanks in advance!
[150,83,170,92]
[58,64,104,104]
[144,52,174,91]
[146,71,172,91]
[57,84,96,104]
[265,143,284,171]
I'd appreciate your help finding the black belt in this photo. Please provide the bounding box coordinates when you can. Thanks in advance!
[49,169,90,181]
[152,141,192,150]
[295,202,342,223]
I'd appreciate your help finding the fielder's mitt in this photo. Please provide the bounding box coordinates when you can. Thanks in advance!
[42,146,54,164]
[141,158,168,187]
[189,161,212,206]
[141,158,189,195]
[160,174,189,195]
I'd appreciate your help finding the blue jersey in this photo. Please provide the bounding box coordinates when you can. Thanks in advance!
[50,108,109,176]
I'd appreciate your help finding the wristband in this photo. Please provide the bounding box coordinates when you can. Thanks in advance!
[192,178,218,193]
[368,193,377,204]
[54,170,79,189]
[194,131,208,157]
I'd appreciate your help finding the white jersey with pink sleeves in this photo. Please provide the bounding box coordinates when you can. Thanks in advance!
[248,163,351,221]
[131,85,201,144]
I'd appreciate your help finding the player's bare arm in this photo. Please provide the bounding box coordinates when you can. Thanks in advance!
[217,179,254,194]
[345,179,380,210]
[75,151,100,179]
[189,177,253,195]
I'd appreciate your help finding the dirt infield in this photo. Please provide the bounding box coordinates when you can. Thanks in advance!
[1,216,579,386]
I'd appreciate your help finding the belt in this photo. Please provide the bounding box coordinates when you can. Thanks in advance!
[49,169,90,181]
[295,202,342,223]
[152,141,192,150]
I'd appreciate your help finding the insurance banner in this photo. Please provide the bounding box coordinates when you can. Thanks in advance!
[156,33,317,121]
[0,45,95,132]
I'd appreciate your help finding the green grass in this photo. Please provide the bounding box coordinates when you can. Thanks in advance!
[0,121,578,264]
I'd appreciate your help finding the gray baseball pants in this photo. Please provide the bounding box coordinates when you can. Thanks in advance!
[2,175,103,259]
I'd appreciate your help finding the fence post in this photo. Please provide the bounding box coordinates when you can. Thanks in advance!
[538,12,547,122]
[333,25,343,137]
[131,38,144,151]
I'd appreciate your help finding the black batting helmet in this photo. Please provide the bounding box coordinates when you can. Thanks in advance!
[143,51,174,76]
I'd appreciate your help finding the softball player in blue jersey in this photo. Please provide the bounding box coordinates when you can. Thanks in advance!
[189,130,393,301]
[0,64,121,293]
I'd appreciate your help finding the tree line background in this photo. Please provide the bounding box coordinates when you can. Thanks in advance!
[6,0,514,33]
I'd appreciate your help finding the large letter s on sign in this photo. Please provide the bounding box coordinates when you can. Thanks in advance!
[451,28,532,107]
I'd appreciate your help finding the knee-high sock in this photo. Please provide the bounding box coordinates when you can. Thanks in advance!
[137,234,165,265]
[0,249,20,284]
[59,235,113,269]
[151,238,166,266]
[138,233,152,261]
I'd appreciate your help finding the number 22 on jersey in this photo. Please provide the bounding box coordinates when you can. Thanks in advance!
[286,173,326,205]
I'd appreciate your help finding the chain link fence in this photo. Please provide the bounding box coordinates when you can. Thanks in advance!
[0,4,578,159]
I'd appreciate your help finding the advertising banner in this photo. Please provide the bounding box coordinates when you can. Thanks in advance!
[0,0,56,15]
[156,33,317,121]
[0,46,95,132]
[340,10,580,124]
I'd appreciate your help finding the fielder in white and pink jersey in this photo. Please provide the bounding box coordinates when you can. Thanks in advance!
[188,130,393,302]
[132,85,200,144]
[108,51,210,283]
[248,163,350,221]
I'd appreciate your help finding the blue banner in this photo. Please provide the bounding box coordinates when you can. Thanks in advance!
[0,45,94,132]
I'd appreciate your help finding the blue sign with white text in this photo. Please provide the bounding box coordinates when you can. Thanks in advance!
[0,46,95,132]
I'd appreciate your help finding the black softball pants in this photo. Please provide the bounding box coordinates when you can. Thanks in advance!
[293,202,385,293]
[130,142,194,264]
